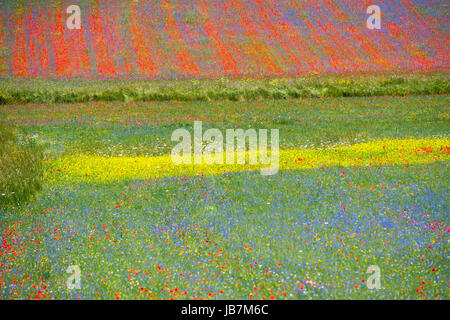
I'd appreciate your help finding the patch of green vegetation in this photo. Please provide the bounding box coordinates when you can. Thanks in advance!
[2,95,448,158]
[0,122,44,206]
[0,74,448,104]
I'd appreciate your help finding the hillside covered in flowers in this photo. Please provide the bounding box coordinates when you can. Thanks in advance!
[0,0,448,79]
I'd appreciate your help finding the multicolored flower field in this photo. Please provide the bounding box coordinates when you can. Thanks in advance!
[0,94,448,300]
[0,0,448,79]
[0,0,449,302]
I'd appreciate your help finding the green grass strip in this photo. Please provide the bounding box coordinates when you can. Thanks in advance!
[1,75,448,104]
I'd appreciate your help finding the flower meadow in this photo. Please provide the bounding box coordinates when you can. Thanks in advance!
[0,94,449,300]
[0,0,448,79]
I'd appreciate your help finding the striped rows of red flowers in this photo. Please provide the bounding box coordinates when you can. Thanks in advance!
[0,0,448,79]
